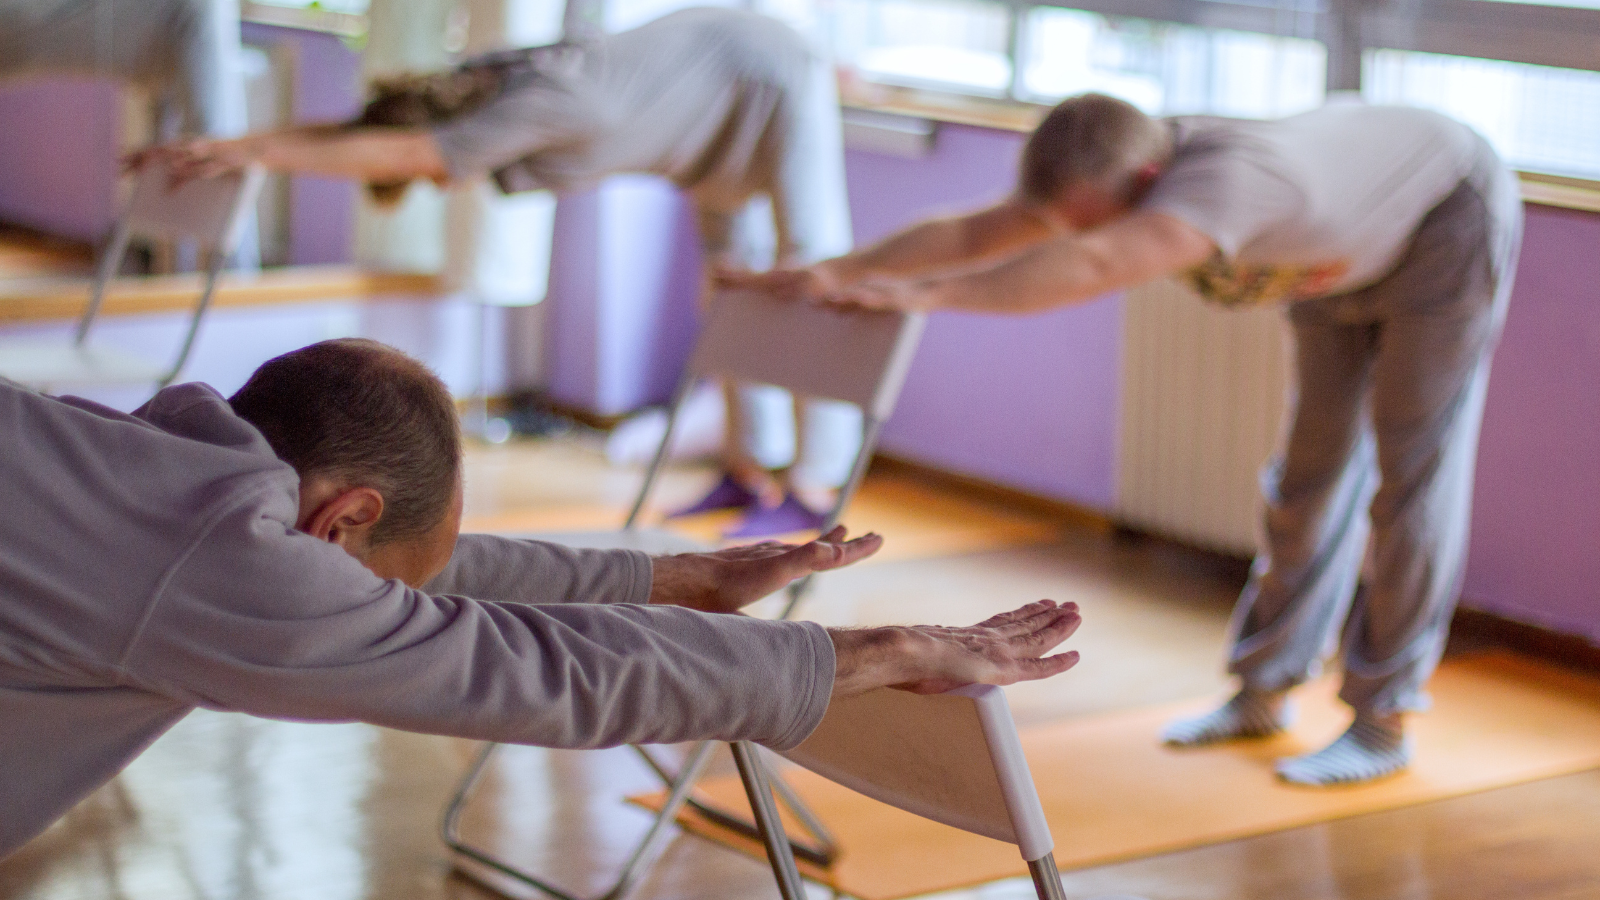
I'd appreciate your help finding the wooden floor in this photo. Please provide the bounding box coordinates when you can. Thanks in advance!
[0,226,93,282]
[3,435,1597,900]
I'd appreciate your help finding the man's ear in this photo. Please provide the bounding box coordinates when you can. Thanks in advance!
[298,480,386,555]
[1130,161,1165,198]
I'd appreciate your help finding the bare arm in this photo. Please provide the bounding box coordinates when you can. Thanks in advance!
[127,124,450,185]
[720,199,1056,300]
[829,199,1057,282]
[839,210,1216,315]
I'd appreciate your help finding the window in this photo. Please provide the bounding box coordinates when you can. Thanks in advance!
[1020,7,1325,117]
[829,0,1014,96]
[1365,50,1600,180]
[811,0,1600,184]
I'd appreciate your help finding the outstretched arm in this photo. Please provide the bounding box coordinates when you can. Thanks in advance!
[721,199,1057,300]
[837,209,1216,314]
[127,124,450,186]
[829,199,1057,281]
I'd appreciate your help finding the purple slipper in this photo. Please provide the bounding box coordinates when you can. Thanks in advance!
[666,474,758,519]
[723,494,827,540]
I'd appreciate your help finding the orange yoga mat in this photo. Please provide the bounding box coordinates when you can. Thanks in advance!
[636,654,1600,900]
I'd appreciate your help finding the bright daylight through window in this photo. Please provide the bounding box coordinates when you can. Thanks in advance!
[248,0,1600,183]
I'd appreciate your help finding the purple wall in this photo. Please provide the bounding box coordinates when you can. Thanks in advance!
[240,22,362,265]
[1463,204,1600,639]
[0,78,120,242]
[848,125,1122,508]
[0,25,359,264]
[543,177,702,416]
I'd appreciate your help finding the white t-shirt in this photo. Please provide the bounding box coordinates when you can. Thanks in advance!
[1142,103,1501,305]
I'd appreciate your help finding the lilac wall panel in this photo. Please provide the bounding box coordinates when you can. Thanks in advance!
[1463,204,1600,639]
[0,78,120,242]
[846,124,1122,508]
[241,22,361,265]
[543,177,703,415]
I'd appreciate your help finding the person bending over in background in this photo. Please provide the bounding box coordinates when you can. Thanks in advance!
[129,6,860,538]
[0,338,1082,860]
[730,93,1522,786]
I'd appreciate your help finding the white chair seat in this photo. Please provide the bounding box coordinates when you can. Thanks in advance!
[0,342,171,391]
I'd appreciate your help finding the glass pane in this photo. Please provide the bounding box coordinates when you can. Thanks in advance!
[1364,49,1600,179]
[829,0,1014,95]
[1023,6,1326,117]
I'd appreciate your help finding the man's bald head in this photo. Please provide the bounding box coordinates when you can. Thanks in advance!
[1019,93,1173,207]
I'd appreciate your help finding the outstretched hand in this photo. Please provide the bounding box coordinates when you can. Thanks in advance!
[824,276,941,313]
[648,526,883,614]
[829,599,1081,697]
[123,137,257,188]
[713,262,842,303]
[715,264,939,315]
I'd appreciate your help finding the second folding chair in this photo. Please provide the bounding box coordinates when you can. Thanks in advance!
[441,288,926,900]
[0,161,263,395]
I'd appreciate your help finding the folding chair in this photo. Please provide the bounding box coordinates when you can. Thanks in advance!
[0,161,264,393]
[737,684,1070,900]
[441,289,927,900]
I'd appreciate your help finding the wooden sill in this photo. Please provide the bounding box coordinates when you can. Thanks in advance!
[842,82,1600,214]
[240,1,366,38]
[0,265,444,325]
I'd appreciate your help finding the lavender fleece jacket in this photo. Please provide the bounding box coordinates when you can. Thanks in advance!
[0,381,834,858]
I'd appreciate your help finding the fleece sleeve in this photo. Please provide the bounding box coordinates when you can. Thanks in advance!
[117,496,834,751]
[424,534,652,606]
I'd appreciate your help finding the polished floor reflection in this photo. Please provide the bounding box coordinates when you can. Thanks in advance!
[5,437,1597,900]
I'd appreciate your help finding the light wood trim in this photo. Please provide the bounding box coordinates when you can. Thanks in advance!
[240,1,366,38]
[1517,171,1600,214]
[0,265,444,324]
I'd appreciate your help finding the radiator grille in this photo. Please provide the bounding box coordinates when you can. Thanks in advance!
[1116,279,1291,556]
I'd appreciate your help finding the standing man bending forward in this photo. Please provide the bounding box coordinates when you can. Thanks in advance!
[733,94,1522,786]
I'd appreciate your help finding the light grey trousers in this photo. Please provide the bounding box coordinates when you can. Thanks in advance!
[1228,167,1523,717]
[700,52,862,492]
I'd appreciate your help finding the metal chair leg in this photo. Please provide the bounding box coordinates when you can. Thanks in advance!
[1027,852,1069,900]
[732,740,808,900]
[632,743,837,867]
[441,739,717,900]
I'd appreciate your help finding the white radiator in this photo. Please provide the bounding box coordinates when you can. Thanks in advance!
[1115,279,1291,556]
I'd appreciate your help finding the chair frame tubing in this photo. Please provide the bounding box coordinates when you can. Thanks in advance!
[738,747,1072,900]
[76,170,249,391]
[443,369,874,899]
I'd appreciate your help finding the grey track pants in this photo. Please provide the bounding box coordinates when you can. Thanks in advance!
[1228,167,1523,717]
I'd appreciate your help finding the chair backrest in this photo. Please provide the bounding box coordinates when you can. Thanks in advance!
[781,684,1055,863]
[121,161,264,252]
[686,289,925,421]
[78,162,265,371]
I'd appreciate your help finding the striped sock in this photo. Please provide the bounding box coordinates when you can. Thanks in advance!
[1162,689,1292,747]
[1275,714,1412,786]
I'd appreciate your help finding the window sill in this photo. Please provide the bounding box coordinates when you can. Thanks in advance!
[240,2,365,38]
[841,82,1600,214]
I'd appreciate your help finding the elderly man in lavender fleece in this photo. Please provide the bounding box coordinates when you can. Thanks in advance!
[0,337,1082,859]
